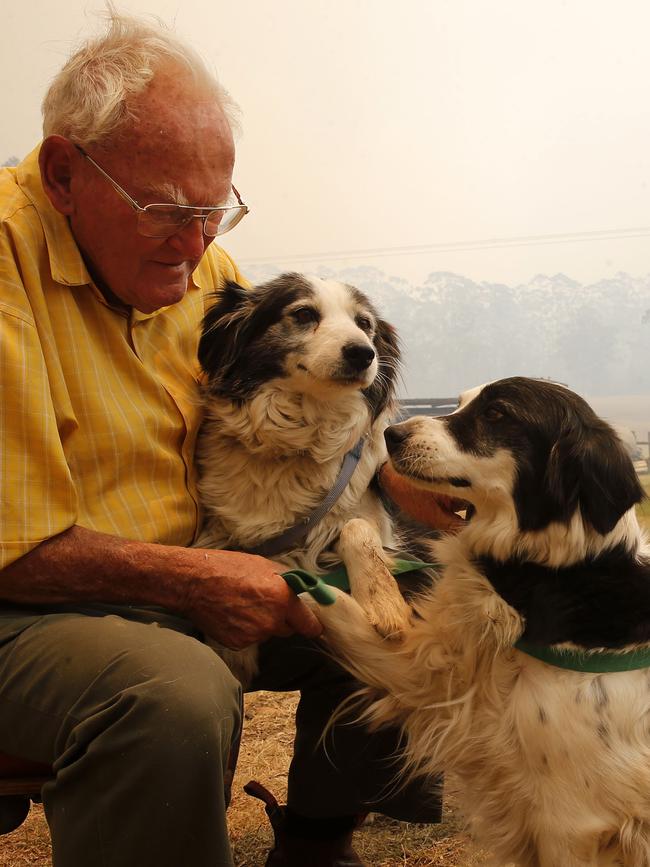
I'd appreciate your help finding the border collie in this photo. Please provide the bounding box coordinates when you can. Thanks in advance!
[313,377,650,867]
[195,272,411,682]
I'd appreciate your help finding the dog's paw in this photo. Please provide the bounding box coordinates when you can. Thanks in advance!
[366,598,412,642]
[302,589,375,641]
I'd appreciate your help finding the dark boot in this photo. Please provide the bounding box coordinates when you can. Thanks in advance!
[244,780,366,867]
[0,795,31,834]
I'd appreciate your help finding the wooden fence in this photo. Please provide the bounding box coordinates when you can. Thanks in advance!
[397,397,458,418]
[637,435,650,461]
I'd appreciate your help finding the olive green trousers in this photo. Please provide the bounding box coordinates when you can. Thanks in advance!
[0,606,441,867]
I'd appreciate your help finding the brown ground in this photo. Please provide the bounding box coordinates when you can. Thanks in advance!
[0,691,490,867]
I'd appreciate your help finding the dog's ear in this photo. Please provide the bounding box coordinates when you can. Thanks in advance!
[364,318,400,420]
[542,420,643,535]
[198,281,252,388]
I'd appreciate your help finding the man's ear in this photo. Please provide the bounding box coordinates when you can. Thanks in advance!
[39,136,80,216]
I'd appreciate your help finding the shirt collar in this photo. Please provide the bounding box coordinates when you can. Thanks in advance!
[17,144,92,287]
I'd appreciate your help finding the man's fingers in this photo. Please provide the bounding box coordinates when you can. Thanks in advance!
[286,595,323,638]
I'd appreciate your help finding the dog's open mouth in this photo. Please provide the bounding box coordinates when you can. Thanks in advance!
[384,460,474,526]
[434,492,474,522]
[396,469,474,519]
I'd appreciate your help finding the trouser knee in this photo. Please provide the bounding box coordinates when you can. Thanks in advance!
[109,648,242,770]
[49,620,243,778]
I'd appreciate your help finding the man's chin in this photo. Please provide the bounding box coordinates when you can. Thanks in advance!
[132,275,191,313]
[138,289,188,313]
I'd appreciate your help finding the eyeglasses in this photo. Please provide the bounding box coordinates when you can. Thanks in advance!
[74,144,248,238]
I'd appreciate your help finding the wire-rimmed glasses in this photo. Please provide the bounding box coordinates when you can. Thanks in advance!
[74,144,248,238]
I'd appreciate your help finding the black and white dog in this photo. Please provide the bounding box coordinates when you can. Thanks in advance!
[314,377,650,867]
[195,272,412,682]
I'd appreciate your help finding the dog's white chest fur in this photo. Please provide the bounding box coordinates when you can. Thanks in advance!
[196,388,394,570]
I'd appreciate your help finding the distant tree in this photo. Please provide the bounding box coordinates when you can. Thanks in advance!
[2,156,19,167]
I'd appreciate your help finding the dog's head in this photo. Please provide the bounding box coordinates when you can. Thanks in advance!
[385,377,644,537]
[199,272,399,418]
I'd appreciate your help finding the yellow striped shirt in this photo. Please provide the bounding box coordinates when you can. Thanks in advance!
[0,145,247,570]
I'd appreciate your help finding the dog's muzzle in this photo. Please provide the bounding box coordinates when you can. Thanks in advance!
[384,422,410,456]
[342,342,375,372]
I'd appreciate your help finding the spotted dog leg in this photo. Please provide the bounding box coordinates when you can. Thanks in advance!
[337,518,412,640]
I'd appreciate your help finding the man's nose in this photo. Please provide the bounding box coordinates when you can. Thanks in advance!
[167,217,210,258]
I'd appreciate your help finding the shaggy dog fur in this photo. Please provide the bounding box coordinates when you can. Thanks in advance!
[194,272,409,682]
[313,377,650,867]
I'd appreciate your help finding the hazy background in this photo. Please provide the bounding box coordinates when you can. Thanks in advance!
[2,0,649,440]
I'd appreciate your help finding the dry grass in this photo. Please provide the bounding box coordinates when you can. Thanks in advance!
[0,691,488,867]
[230,692,490,867]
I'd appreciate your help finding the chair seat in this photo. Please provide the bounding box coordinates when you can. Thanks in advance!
[0,752,51,778]
[0,752,52,797]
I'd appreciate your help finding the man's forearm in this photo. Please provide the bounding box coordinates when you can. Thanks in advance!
[0,525,193,611]
[0,526,322,648]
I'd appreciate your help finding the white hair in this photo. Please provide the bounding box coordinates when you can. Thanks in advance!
[42,7,240,146]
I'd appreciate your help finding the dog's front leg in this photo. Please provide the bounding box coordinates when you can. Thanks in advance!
[305,589,410,694]
[337,518,412,639]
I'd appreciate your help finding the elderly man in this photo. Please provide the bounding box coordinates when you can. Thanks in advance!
[0,13,441,867]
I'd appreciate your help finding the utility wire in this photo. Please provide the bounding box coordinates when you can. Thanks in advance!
[237,226,650,267]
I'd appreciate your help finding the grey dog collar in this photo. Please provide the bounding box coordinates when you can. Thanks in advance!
[243,437,366,558]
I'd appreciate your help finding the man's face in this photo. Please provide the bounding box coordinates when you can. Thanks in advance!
[67,69,236,313]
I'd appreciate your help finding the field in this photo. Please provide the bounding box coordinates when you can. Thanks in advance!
[2,487,649,866]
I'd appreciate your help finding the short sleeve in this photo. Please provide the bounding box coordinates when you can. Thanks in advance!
[0,236,78,569]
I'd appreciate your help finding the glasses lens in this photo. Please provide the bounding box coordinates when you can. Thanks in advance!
[137,203,247,238]
[204,207,246,237]
[138,206,192,238]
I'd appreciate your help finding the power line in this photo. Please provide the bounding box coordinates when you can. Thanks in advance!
[237,225,650,267]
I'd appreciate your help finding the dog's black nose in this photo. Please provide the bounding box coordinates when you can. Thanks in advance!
[342,342,375,371]
[384,424,410,454]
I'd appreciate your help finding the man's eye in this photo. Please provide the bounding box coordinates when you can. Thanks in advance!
[355,315,373,332]
[291,307,319,325]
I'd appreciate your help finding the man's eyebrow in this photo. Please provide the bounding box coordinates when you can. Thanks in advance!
[144,182,233,209]
[145,181,191,205]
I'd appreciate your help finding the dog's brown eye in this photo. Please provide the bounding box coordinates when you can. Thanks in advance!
[484,406,505,422]
[291,307,319,325]
[355,315,373,332]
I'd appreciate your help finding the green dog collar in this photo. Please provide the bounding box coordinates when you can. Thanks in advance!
[282,559,434,606]
[514,639,650,673]
[284,568,650,671]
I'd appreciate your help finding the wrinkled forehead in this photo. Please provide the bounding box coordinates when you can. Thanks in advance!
[104,74,235,206]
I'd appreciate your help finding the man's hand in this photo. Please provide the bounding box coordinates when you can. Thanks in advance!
[182,549,323,649]
[379,462,465,532]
